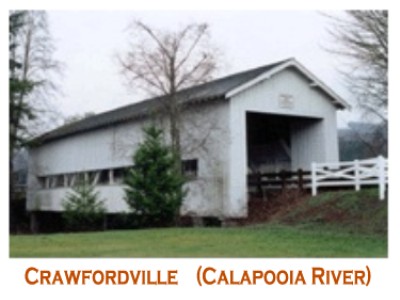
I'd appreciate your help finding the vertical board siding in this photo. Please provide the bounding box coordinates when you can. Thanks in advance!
[227,68,340,218]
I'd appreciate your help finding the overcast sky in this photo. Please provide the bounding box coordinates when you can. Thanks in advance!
[48,10,355,127]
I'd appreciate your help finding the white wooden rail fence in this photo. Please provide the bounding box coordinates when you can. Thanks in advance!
[311,156,388,200]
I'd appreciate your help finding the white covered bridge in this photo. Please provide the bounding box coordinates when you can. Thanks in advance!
[27,58,349,227]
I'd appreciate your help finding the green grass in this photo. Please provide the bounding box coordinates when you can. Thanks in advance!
[279,188,387,235]
[10,224,386,258]
[10,188,387,258]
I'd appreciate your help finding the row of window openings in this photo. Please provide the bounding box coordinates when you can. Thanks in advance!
[38,159,198,189]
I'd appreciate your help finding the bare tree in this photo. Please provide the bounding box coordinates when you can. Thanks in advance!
[12,10,62,143]
[9,10,61,206]
[324,10,388,123]
[118,20,220,169]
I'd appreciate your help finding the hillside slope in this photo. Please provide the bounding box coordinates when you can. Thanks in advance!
[271,188,387,235]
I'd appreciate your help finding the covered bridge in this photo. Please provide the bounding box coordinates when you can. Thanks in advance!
[27,58,348,226]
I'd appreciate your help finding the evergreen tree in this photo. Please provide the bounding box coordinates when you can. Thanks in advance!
[124,125,186,227]
[62,177,106,231]
[9,10,35,172]
[9,11,35,232]
[9,10,61,221]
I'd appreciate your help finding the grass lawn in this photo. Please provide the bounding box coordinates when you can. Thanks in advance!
[9,223,387,258]
[10,189,387,258]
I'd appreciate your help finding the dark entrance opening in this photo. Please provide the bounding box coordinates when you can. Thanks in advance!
[246,112,292,174]
[245,111,322,224]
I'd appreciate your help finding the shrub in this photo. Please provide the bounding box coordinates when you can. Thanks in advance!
[62,178,106,231]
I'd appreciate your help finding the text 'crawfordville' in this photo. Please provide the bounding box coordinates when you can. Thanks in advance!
[24,266,371,286]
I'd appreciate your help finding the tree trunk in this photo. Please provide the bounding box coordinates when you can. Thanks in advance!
[168,100,182,174]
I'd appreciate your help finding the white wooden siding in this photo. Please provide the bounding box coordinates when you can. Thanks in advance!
[27,67,341,219]
[27,100,230,215]
[226,68,340,218]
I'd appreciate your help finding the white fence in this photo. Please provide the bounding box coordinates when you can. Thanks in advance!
[311,156,388,200]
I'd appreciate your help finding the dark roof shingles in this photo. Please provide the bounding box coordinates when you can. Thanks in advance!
[32,60,288,144]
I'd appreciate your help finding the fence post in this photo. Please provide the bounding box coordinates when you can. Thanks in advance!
[280,170,287,192]
[311,162,317,196]
[354,159,360,191]
[298,168,304,191]
[378,155,386,200]
[256,172,262,197]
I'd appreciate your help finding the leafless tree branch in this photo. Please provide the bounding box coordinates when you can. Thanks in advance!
[324,10,388,122]
[118,20,221,167]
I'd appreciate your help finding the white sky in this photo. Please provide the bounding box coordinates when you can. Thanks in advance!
[47,10,356,127]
